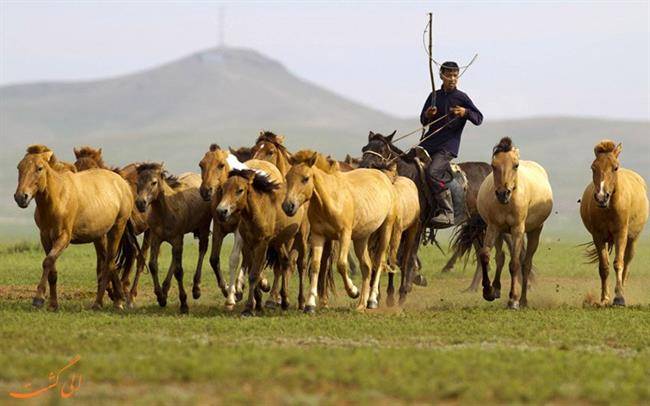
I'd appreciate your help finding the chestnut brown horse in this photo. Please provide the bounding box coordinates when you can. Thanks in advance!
[284,150,397,311]
[216,168,307,315]
[135,163,211,313]
[580,140,648,306]
[73,146,151,307]
[477,137,553,309]
[14,145,135,310]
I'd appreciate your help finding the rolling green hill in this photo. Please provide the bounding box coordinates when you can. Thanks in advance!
[1,47,648,238]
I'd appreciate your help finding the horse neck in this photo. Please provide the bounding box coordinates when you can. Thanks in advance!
[277,152,291,176]
[244,189,275,235]
[150,181,177,223]
[34,166,68,215]
[311,167,340,218]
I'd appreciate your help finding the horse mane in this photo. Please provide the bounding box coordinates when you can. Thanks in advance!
[74,146,107,168]
[366,132,405,155]
[209,143,221,152]
[136,162,182,189]
[292,150,338,173]
[256,131,289,154]
[228,168,280,194]
[26,144,51,154]
[492,137,514,155]
[594,140,617,155]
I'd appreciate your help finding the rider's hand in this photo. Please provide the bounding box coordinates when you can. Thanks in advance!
[425,107,437,118]
[450,106,466,117]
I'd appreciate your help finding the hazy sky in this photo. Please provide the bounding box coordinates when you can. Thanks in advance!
[1,1,648,120]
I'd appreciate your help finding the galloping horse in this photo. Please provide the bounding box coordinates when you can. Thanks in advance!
[477,137,553,309]
[135,163,211,313]
[73,146,151,307]
[199,144,283,307]
[359,131,505,290]
[283,150,397,311]
[14,145,136,310]
[217,168,307,314]
[580,140,648,306]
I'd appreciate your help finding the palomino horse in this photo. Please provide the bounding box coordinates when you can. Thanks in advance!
[217,168,307,315]
[477,137,553,309]
[359,131,510,291]
[135,163,211,313]
[198,144,282,308]
[283,150,397,311]
[580,140,648,306]
[73,146,151,307]
[14,145,135,310]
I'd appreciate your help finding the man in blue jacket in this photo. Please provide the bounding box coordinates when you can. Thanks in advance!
[419,61,483,228]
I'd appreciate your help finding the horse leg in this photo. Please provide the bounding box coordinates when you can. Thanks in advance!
[279,244,292,310]
[242,243,268,316]
[442,249,461,273]
[36,233,67,310]
[520,227,542,308]
[612,229,629,306]
[398,224,419,305]
[304,234,325,313]
[492,234,506,298]
[479,224,498,301]
[368,218,394,309]
[266,245,284,309]
[128,229,151,308]
[318,240,333,308]
[101,224,127,310]
[161,250,176,304]
[93,238,107,299]
[207,222,229,298]
[171,238,188,314]
[465,240,483,292]
[622,237,636,286]
[148,236,165,307]
[296,225,309,310]
[386,223,402,307]
[225,231,243,308]
[353,237,372,311]
[593,237,610,306]
[191,228,209,300]
[337,231,361,300]
[505,226,525,310]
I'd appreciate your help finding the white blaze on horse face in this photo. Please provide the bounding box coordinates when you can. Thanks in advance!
[595,180,606,200]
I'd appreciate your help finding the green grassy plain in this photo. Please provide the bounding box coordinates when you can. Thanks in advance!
[0,236,649,404]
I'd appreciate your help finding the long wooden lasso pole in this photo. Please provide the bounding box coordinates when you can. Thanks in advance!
[428,12,436,109]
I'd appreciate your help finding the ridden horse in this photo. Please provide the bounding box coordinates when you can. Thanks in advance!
[134,163,211,313]
[477,137,553,309]
[198,144,280,308]
[283,150,397,311]
[580,140,648,306]
[73,146,151,307]
[359,131,511,291]
[14,145,136,310]
[216,168,307,315]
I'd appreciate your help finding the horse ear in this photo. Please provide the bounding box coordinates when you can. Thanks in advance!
[614,143,623,157]
[289,155,297,166]
[43,150,54,163]
[386,130,396,142]
[73,147,81,158]
[307,152,318,167]
[368,131,374,141]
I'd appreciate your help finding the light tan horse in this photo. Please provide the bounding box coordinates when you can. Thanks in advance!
[198,144,281,308]
[283,150,397,312]
[580,140,648,306]
[14,145,135,310]
[134,163,211,313]
[477,137,553,309]
[73,146,151,307]
[216,168,307,315]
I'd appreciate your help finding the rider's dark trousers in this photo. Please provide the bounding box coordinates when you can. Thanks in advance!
[425,149,454,193]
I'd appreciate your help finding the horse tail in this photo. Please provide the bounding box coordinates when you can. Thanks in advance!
[318,240,336,298]
[582,241,613,264]
[449,215,486,268]
[266,245,280,269]
[116,219,140,273]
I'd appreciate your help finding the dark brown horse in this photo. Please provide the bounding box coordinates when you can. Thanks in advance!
[359,131,505,290]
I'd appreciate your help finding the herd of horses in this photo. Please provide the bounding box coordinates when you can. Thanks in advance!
[13,132,649,314]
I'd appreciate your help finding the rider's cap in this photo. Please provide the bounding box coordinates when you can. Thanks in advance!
[440,61,460,72]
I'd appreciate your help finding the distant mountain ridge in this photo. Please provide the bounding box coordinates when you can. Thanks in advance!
[1,47,648,237]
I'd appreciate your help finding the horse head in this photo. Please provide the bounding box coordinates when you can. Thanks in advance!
[73,146,105,171]
[199,144,230,202]
[134,162,166,212]
[360,130,398,168]
[283,150,321,216]
[15,145,56,208]
[491,137,520,205]
[591,140,622,209]
[252,131,291,172]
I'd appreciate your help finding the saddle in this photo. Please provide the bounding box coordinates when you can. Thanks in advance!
[405,146,470,226]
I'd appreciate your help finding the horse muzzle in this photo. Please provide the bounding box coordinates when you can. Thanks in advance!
[594,192,610,209]
[135,198,149,213]
[216,205,231,222]
[199,186,212,202]
[495,189,511,205]
[282,200,298,217]
[14,192,32,208]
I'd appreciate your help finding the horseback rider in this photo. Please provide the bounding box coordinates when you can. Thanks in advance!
[419,61,483,228]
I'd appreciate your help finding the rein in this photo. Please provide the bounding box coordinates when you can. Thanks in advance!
[386,115,459,164]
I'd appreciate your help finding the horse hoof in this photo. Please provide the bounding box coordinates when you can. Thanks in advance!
[47,303,59,312]
[367,299,378,309]
[224,302,235,311]
[259,279,271,293]
[32,297,45,308]
[482,288,496,302]
[413,274,428,287]
[180,304,189,314]
[241,309,255,317]
[349,289,360,299]
[114,302,125,311]
[265,300,278,309]
[303,305,316,314]
[613,297,626,307]
[192,287,201,300]
[158,297,167,307]
[235,291,243,302]
[507,300,520,310]
[493,289,501,299]
[281,301,290,311]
